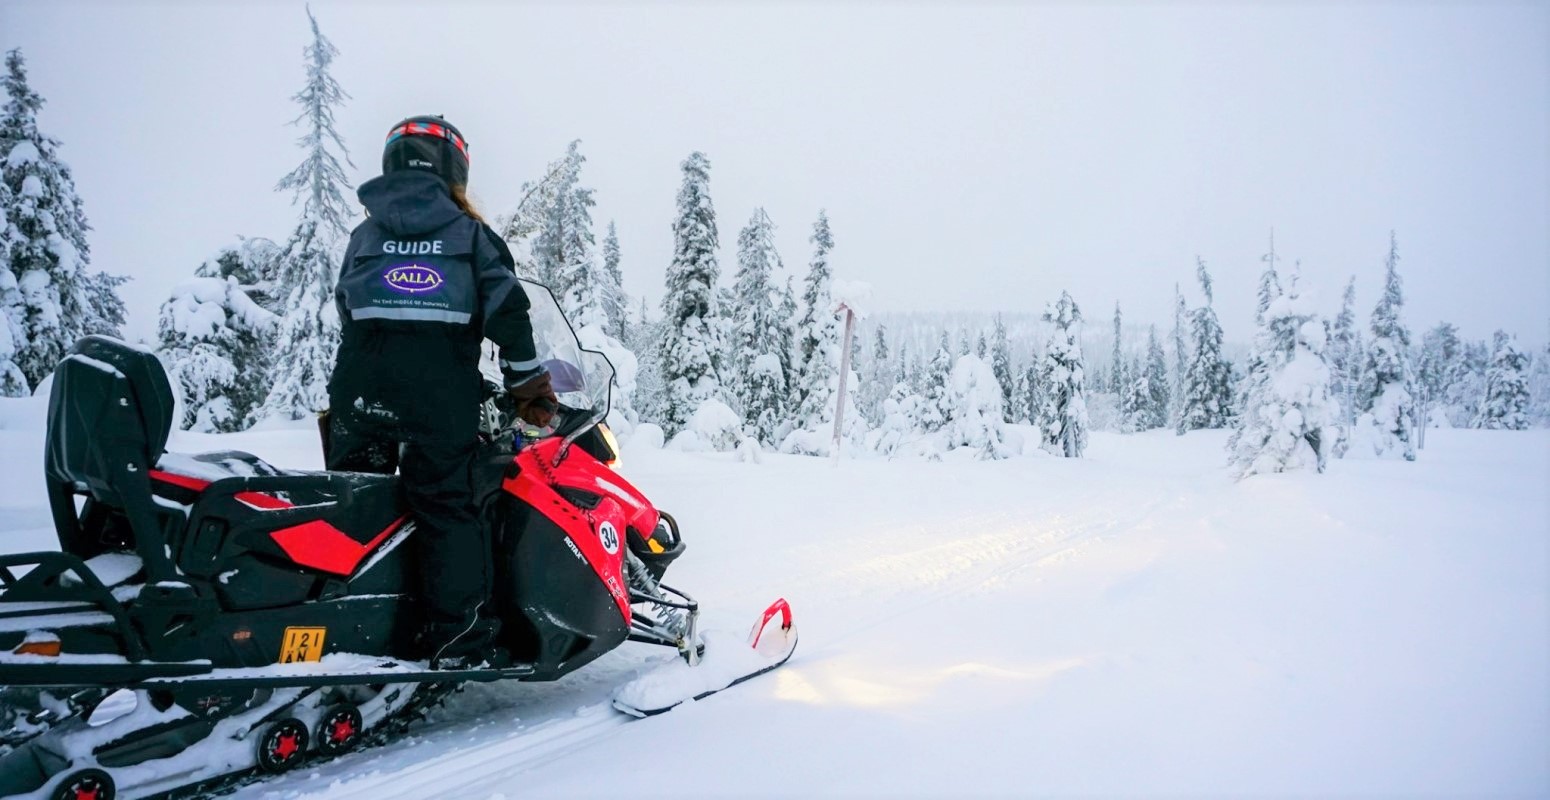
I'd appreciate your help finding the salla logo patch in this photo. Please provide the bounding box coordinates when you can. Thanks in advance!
[382,263,444,294]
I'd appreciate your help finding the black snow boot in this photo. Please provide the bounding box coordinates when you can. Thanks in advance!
[418,614,504,670]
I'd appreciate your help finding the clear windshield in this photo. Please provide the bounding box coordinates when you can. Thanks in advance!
[480,279,615,426]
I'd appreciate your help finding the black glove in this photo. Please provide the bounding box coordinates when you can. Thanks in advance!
[506,369,558,427]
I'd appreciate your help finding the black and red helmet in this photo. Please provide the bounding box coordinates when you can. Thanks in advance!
[383,115,470,186]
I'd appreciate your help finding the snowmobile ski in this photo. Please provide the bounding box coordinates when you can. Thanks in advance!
[613,598,797,717]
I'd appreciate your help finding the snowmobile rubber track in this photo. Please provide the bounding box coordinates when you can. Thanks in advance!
[133,682,462,800]
[0,663,539,691]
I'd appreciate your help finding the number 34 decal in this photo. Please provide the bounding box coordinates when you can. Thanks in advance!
[279,626,327,663]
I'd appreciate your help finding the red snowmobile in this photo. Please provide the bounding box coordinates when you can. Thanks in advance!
[0,281,796,800]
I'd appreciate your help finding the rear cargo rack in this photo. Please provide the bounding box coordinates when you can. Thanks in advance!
[0,552,142,651]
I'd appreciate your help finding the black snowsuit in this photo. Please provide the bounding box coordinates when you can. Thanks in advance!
[327,170,539,644]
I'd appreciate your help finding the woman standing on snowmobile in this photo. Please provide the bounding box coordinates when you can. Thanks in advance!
[328,115,556,668]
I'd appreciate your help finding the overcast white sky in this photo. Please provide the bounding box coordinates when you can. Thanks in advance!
[4,1,1547,345]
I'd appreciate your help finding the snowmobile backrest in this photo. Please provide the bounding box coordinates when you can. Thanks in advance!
[45,336,175,488]
[43,336,179,578]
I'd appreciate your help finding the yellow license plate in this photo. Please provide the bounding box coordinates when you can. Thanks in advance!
[278,627,327,663]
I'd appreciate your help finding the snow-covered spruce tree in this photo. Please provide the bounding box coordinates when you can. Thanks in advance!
[1237,247,1285,426]
[1256,230,1282,326]
[729,208,785,443]
[1118,356,1145,434]
[498,149,572,282]
[0,239,27,396]
[2,48,127,389]
[975,331,988,360]
[1228,269,1337,479]
[257,11,354,421]
[1531,341,1550,427]
[657,152,725,437]
[601,220,627,341]
[1352,232,1417,460]
[858,324,892,427]
[556,182,605,327]
[919,332,953,434]
[1110,302,1124,395]
[1169,283,1188,425]
[1021,361,1042,427]
[157,277,278,432]
[1328,276,1363,432]
[1444,338,1490,427]
[196,237,284,313]
[790,211,837,427]
[1131,326,1169,432]
[531,141,602,321]
[1415,322,1461,444]
[942,354,1011,459]
[1009,366,1029,424]
[0,184,26,397]
[990,315,1014,422]
[1474,330,1530,430]
[1037,291,1088,457]
[627,297,666,425]
[775,276,799,399]
[1176,258,1233,434]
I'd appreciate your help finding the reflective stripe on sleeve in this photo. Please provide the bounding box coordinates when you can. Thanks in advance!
[501,358,542,373]
[352,307,473,324]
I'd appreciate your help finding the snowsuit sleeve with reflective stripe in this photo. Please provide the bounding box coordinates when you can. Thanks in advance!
[473,225,541,379]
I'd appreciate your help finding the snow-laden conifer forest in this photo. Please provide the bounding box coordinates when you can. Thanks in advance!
[1,4,1546,798]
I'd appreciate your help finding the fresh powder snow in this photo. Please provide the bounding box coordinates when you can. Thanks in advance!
[1,394,1544,797]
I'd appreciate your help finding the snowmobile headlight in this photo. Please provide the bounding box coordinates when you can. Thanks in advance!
[598,423,622,470]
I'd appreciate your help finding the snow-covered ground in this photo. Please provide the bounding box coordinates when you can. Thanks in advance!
[2,396,1546,797]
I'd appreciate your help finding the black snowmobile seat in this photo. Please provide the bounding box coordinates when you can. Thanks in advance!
[43,336,401,585]
[44,336,181,579]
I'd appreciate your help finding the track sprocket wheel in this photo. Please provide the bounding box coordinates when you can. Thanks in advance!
[316,705,364,755]
[256,718,309,773]
[50,767,115,800]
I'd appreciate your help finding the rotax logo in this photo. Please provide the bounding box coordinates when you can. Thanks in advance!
[382,263,445,294]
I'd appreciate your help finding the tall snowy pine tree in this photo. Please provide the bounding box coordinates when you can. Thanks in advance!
[1228,269,1337,479]
[991,315,1014,422]
[1131,326,1170,432]
[1237,245,1284,424]
[1169,283,1188,425]
[1414,321,1461,446]
[601,220,627,341]
[1037,291,1088,457]
[1328,276,1363,432]
[257,11,354,421]
[919,331,954,435]
[157,276,278,432]
[1176,258,1233,433]
[1110,302,1124,395]
[1473,331,1530,430]
[657,152,725,436]
[0,183,25,396]
[790,211,838,427]
[1352,232,1417,460]
[2,48,127,390]
[729,208,785,444]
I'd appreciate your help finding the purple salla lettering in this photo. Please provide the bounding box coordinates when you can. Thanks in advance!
[382,263,445,295]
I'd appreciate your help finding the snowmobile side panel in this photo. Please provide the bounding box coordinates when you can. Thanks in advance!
[496,498,630,680]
